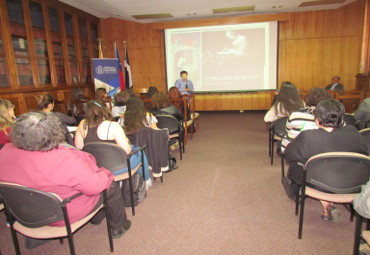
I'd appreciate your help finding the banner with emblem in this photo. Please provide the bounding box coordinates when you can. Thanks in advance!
[92,58,121,97]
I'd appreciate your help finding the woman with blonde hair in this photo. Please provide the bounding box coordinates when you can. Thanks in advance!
[0,99,16,147]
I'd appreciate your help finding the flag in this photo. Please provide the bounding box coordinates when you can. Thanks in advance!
[115,42,125,92]
[98,40,104,59]
[124,44,133,89]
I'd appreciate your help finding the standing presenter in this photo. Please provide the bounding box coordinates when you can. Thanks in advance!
[174,71,194,95]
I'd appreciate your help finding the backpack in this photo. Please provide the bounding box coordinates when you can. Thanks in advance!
[122,172,146,207]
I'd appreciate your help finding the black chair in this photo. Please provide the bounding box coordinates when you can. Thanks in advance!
[268,117,288,176]
[296,152,370,239]
[155,114,184,160]
[0,182,113,255]
[359,128,370,154]
[82,142,146,216]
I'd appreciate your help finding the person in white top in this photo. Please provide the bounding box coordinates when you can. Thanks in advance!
[264,81,305,123]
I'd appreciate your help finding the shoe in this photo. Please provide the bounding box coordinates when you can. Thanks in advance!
[146,178,153,190]
[321,210,332,221]
[112,220,131,239]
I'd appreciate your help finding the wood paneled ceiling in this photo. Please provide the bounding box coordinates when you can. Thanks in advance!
[59,0,358,23]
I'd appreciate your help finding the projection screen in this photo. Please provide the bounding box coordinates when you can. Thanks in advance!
[164,21,278,93]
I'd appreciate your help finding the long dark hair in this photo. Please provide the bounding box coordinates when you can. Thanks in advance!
[274,81,303,115]
[124,97,148,134]
[152,92,169,110]
[84,100,113,129]
[36,94,54,110]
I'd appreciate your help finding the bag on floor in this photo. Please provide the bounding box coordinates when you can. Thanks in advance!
[122,172,146,207]
[281,177,299,201]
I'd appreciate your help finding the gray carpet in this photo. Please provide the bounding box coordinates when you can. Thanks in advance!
[0,112,360,255]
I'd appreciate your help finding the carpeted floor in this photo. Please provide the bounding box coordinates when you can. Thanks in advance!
[0,111,362,255]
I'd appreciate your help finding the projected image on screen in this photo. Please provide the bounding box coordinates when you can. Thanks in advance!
[165,22,278,93]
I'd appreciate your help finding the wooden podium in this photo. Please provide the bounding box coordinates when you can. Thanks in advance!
[356,73,370,92]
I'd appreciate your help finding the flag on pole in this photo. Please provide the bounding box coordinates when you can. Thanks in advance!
[98,40,104,59]
[124,43,133,89]
[114,42,125,92]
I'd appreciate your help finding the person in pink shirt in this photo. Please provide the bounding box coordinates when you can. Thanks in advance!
[0,111,130,248]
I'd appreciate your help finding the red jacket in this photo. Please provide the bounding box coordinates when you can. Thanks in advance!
[0,143,114,226]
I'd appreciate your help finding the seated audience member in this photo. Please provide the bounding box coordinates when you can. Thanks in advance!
[112,92,130,118]
[36,94,76,145]
[354,178,370,219]
[168,86,193,121]
[74,100,151,187]
[285,99,368,221]
[146,87,158,98]
[119,97,158,130]
[354,97,370,129]
[0,111,131,242]
[325,76,344,91]
[124,88,135,98]
[95,87,108,100]
[264,81,304,123]
[151,92,184,121]
[281,88,331,152]
[0,99,16,147]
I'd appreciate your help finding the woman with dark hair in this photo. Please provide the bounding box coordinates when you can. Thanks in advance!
[36,94,76,145]
[0,99,16,147]
[74,100,151,187]
[151,92,184,121]
[264,81,304,122]
[285,99,368,220]
[281,88,331,152]
[112,92,130,117]
[121,97,158,133]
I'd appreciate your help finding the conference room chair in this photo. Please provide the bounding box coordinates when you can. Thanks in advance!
[82,142,146,216]
[353,211,370,255]
[359,128,370,154]
[183,94,200,132]
[156,114,184,161]
[0,182,114,255]
[268,117,288,177]
[295,152,370,239]
[169,97,193,145]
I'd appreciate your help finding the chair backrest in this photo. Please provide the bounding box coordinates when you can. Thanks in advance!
[0,182,64,228]
[360,128,370,154]
[156,115,181,134]
[305,152,370,194]
[273,117,288,137]
[82,142,128,172]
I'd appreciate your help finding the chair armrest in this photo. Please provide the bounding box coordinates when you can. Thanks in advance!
[127,145,147,159]
[62,193,83,206]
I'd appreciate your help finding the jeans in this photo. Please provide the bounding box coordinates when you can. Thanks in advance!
[113,146,150,181]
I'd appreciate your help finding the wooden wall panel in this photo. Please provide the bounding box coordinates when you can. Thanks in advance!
[284,39,323,90]
[100,0,365,111]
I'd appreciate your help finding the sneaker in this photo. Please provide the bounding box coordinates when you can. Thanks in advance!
[146,178,152,190]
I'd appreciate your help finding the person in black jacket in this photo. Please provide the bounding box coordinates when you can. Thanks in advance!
[151,92,184,122]
[285,99,368,220]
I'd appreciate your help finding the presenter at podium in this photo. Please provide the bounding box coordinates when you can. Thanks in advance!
[174,70,194,95]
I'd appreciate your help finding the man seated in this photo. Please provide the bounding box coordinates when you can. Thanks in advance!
[284,100,368,221]
[354,97,370,129]
[325,76,344,91]
[0,111,131,245]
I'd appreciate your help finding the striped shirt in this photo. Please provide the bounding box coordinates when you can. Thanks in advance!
[281,107,318,153]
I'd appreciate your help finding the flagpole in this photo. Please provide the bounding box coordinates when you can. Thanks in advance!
[122,41,127,59]
[97,38,104,59]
